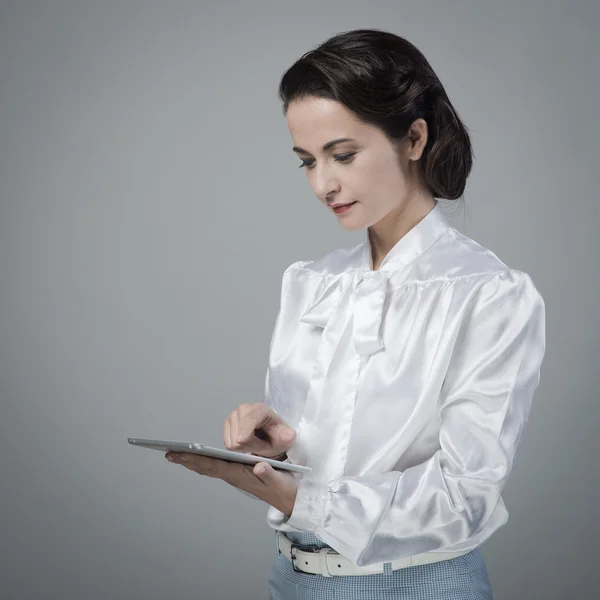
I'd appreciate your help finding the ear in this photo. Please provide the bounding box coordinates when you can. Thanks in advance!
[406,118,429,161]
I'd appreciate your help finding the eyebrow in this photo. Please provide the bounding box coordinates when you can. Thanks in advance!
[292,137,356,154]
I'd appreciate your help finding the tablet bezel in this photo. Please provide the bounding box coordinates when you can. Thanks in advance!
[128,438,311,474]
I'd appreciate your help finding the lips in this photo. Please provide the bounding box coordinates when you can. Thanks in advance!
[331,201,358,215]
[330,201,357,209]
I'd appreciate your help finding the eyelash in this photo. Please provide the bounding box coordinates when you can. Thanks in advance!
[298,153,356,169]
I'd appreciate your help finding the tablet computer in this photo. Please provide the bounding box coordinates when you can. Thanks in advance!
[127,438,311,474]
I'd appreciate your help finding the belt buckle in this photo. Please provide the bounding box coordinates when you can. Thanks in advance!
[290,543,320,575]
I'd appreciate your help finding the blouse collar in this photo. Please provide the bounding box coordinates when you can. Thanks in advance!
[361,201,451,273]
[299,202,453,360]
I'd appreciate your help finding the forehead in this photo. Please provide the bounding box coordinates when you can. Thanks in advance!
[286,97,373,148]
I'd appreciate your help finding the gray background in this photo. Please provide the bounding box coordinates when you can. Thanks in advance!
[1,1,598,598]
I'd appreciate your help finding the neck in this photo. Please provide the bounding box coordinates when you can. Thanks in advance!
[368,193,437,270]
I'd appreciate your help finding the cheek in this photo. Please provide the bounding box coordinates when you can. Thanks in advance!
[356,156,407,199]
[376,152,408,184]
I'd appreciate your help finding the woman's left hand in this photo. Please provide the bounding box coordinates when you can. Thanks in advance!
[165,452,298,517]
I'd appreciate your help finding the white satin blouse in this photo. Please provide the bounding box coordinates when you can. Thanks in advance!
[258,202,545,567]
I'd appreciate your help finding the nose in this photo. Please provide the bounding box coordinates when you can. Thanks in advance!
[310,163,341,201]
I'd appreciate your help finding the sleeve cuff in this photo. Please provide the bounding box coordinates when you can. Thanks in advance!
[283,477,330,532]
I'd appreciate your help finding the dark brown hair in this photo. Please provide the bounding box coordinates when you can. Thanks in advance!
[278,29,473,200]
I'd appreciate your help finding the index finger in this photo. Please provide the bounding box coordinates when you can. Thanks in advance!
[235,403,272,444]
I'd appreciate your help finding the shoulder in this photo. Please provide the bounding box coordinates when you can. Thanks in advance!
[404,225,538,288]
[278,242,363,294]
[396,227,545,315]
[273,245,361,315]
[283,243,363,278]
[415,227,511,281]
[444,228,544,300]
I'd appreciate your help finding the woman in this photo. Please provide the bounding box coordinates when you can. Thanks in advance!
[166,28,546,599]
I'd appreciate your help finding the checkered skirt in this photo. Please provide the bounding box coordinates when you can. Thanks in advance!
[268,531,493,600]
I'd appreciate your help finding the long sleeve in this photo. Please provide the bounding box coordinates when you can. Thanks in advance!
[283,269,546,566]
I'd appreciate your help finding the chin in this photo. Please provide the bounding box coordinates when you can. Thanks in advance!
[338,220,367,232]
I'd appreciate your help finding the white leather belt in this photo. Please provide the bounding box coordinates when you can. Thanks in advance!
[277,531,471,577]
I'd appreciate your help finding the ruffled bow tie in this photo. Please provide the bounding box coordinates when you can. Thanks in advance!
[299,268,389,356]
[290,268,390,479]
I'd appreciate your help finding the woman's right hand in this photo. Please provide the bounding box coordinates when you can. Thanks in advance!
[223,402,296,459]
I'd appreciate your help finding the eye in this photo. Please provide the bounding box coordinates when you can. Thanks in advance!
[297,153,356,169]
[335,152,356,163]
[298,159,314,169]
